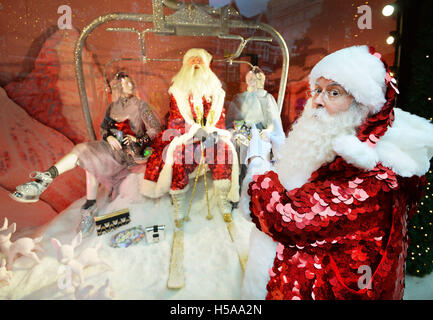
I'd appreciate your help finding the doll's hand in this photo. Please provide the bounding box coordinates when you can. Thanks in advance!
[260,129,270,140]
[122,135,137,145]
[246,124,271,162]
[194,127,209,142]
[107,135,122,151]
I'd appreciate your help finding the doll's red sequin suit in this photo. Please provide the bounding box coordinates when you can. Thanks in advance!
[144,94,232,191]
[247,88,426,299]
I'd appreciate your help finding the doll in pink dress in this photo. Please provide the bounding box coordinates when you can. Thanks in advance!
[10,72,162,236]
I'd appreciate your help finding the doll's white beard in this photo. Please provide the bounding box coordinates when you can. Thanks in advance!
[170,64,222,99]
[273,99,369,190]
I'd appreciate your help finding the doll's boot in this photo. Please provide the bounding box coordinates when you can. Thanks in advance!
[76,200,98,237]
[171,192,187,228]
[10,171,54,203]
[214,180,233,223]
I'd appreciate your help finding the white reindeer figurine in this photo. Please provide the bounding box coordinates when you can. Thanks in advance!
[51,232,113,287]
[74,278,114,300]
[0,218,43,270]
[0,258,12,286]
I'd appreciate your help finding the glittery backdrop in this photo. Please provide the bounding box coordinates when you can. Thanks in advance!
[0,0,397,230]
[0,0,397,128]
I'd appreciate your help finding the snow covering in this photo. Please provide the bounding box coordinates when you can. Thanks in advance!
[0,172,431,300]
[0,173,253,299]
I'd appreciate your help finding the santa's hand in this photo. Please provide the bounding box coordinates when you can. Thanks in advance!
[269,118,285,158]
[122,135,137,145]
[107,135,122,151]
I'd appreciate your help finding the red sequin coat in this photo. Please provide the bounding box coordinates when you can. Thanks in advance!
[243,51,433,300]
[248,155,424,300]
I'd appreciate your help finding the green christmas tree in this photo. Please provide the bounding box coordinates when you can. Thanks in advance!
[406,166,433,276]
[397,0,433,277]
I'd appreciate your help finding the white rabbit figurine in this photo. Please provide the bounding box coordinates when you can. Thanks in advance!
[0,218,43,270]
[51,231,84,286]
[74,278,114,300]
[0,258,12,285]
[51,232,113,287]
[77,240,113,271]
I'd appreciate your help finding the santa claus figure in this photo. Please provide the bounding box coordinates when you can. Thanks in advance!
[240,45,433,300]
[139,48,239,226]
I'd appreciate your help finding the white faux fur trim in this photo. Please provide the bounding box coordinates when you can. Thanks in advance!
[332,134,378,170]
[309,45,387,114]
[139,124,200,199]
[239,157,272,222]
[138,179,160,198]
[375,108,433,177]
[213,178,231,188]
[139,122,240,202]
[168,86,226,129]
[169,183,191,195]
[241,226,278,299]
[333,108,433,177]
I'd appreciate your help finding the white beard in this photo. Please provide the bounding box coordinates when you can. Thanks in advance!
[273,99,369,190]
[170,63,222,101]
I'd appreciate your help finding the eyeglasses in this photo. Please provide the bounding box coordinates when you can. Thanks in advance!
[306,87,350,101]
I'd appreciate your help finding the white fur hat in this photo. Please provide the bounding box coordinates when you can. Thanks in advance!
[182,48,213,66]
[309,45,387,114]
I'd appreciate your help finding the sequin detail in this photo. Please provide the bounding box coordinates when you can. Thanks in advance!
[248,157,425,300]
[144,94,232,189]
[110,226,146,248]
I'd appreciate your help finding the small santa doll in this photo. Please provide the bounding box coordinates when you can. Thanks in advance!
[139,48,240,226]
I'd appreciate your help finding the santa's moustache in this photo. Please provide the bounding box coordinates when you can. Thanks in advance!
[170,63,222,99]
[273,99,369,191]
